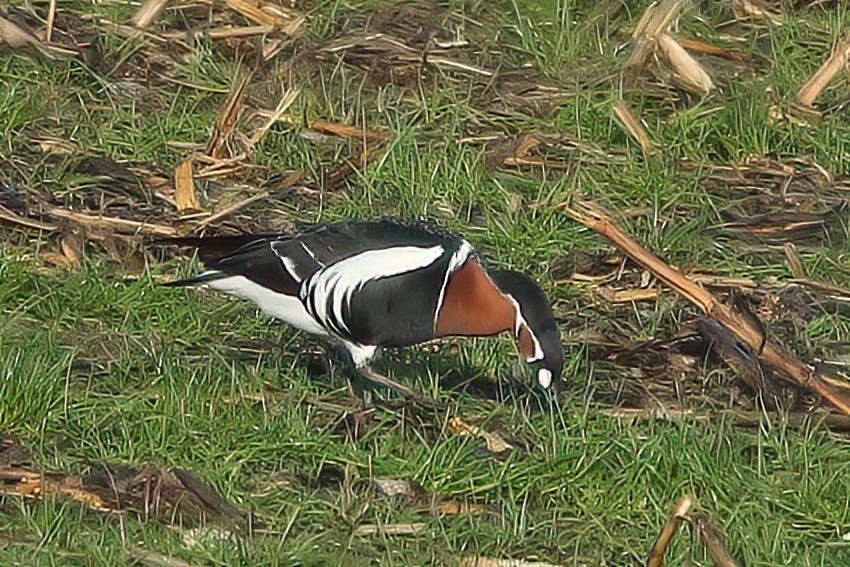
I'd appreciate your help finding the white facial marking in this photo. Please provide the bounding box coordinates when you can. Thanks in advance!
[506,296,545,363]
[303,245,446,336]
[537,368,553,389]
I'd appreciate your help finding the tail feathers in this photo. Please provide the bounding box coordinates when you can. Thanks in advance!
[162,271,227,287]
[155,234,283,264]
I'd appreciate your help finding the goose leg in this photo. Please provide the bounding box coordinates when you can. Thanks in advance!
[355,363,445,412]
[355,363,416,400]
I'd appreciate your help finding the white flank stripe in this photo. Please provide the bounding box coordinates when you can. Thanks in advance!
[302,245,446,336]
[205,276,328,336]
[433,241,474,328]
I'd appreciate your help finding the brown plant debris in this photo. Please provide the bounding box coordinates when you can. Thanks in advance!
[562,201,850,416]
[647,494,737,567]
[628,0,683,67]
[205,71,252,160]
[128,550,196,567]
[247,88,300,150]
[225,0,305,35]
[0,12,77,58]
[292,119,390,191]
[45,0,56,42]
[612,100,653,153]
[696,318,799,410]
[173,159,199,213]
[446,417,514,453]
[596,285,659,303]
[783,242,806,278]
[479,133,625,172]
[790,278,850,301]
[603,407,850,432]
[353,523,425,536]
[161,25,276,41]
[647,495,693,567]
[627,1,716,96]
[691,513,738,567]
[460,558,562,567]
[369,478,485,516]
[0,440,245,528]
[305,119,389,144]
[677,38,750,63]
[46,209,178,237]
[716,208,837,246]
[0,203,57,232]
[732,0,783,26]
[657,34,714,95]
[797,30,850,107]
[686,158,848,236]
[321,32,493,84]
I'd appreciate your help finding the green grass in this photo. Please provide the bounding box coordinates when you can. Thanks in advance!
[2,0,850,565]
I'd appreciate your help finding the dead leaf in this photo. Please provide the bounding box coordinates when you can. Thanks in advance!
[733,0,782,26]
[0,14,77,58]
[447,417,514,453]
[678,38,750,63]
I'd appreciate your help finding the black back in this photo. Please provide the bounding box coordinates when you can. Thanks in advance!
[163,219,468,347]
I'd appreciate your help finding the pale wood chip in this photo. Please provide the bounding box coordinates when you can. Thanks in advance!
[658,34,714,95]
[354,523,425,536]
[173,159,199,212]
[797,31,850,107]
[132,0,168,28]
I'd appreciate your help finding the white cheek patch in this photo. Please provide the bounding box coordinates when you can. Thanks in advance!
[537,368,553,389]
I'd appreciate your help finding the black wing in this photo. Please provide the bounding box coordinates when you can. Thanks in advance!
[295,218,463,265]
[161,234,310,296]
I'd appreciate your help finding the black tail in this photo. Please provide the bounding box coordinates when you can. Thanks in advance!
[155,233,282,264]
[161,272,228,287]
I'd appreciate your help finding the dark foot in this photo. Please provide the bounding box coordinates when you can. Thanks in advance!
[357,364,417,399]
[356,364,442,411]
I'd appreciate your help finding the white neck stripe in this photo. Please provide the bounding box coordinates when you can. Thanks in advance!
[507,295,544,363]
[433,241,475,329]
